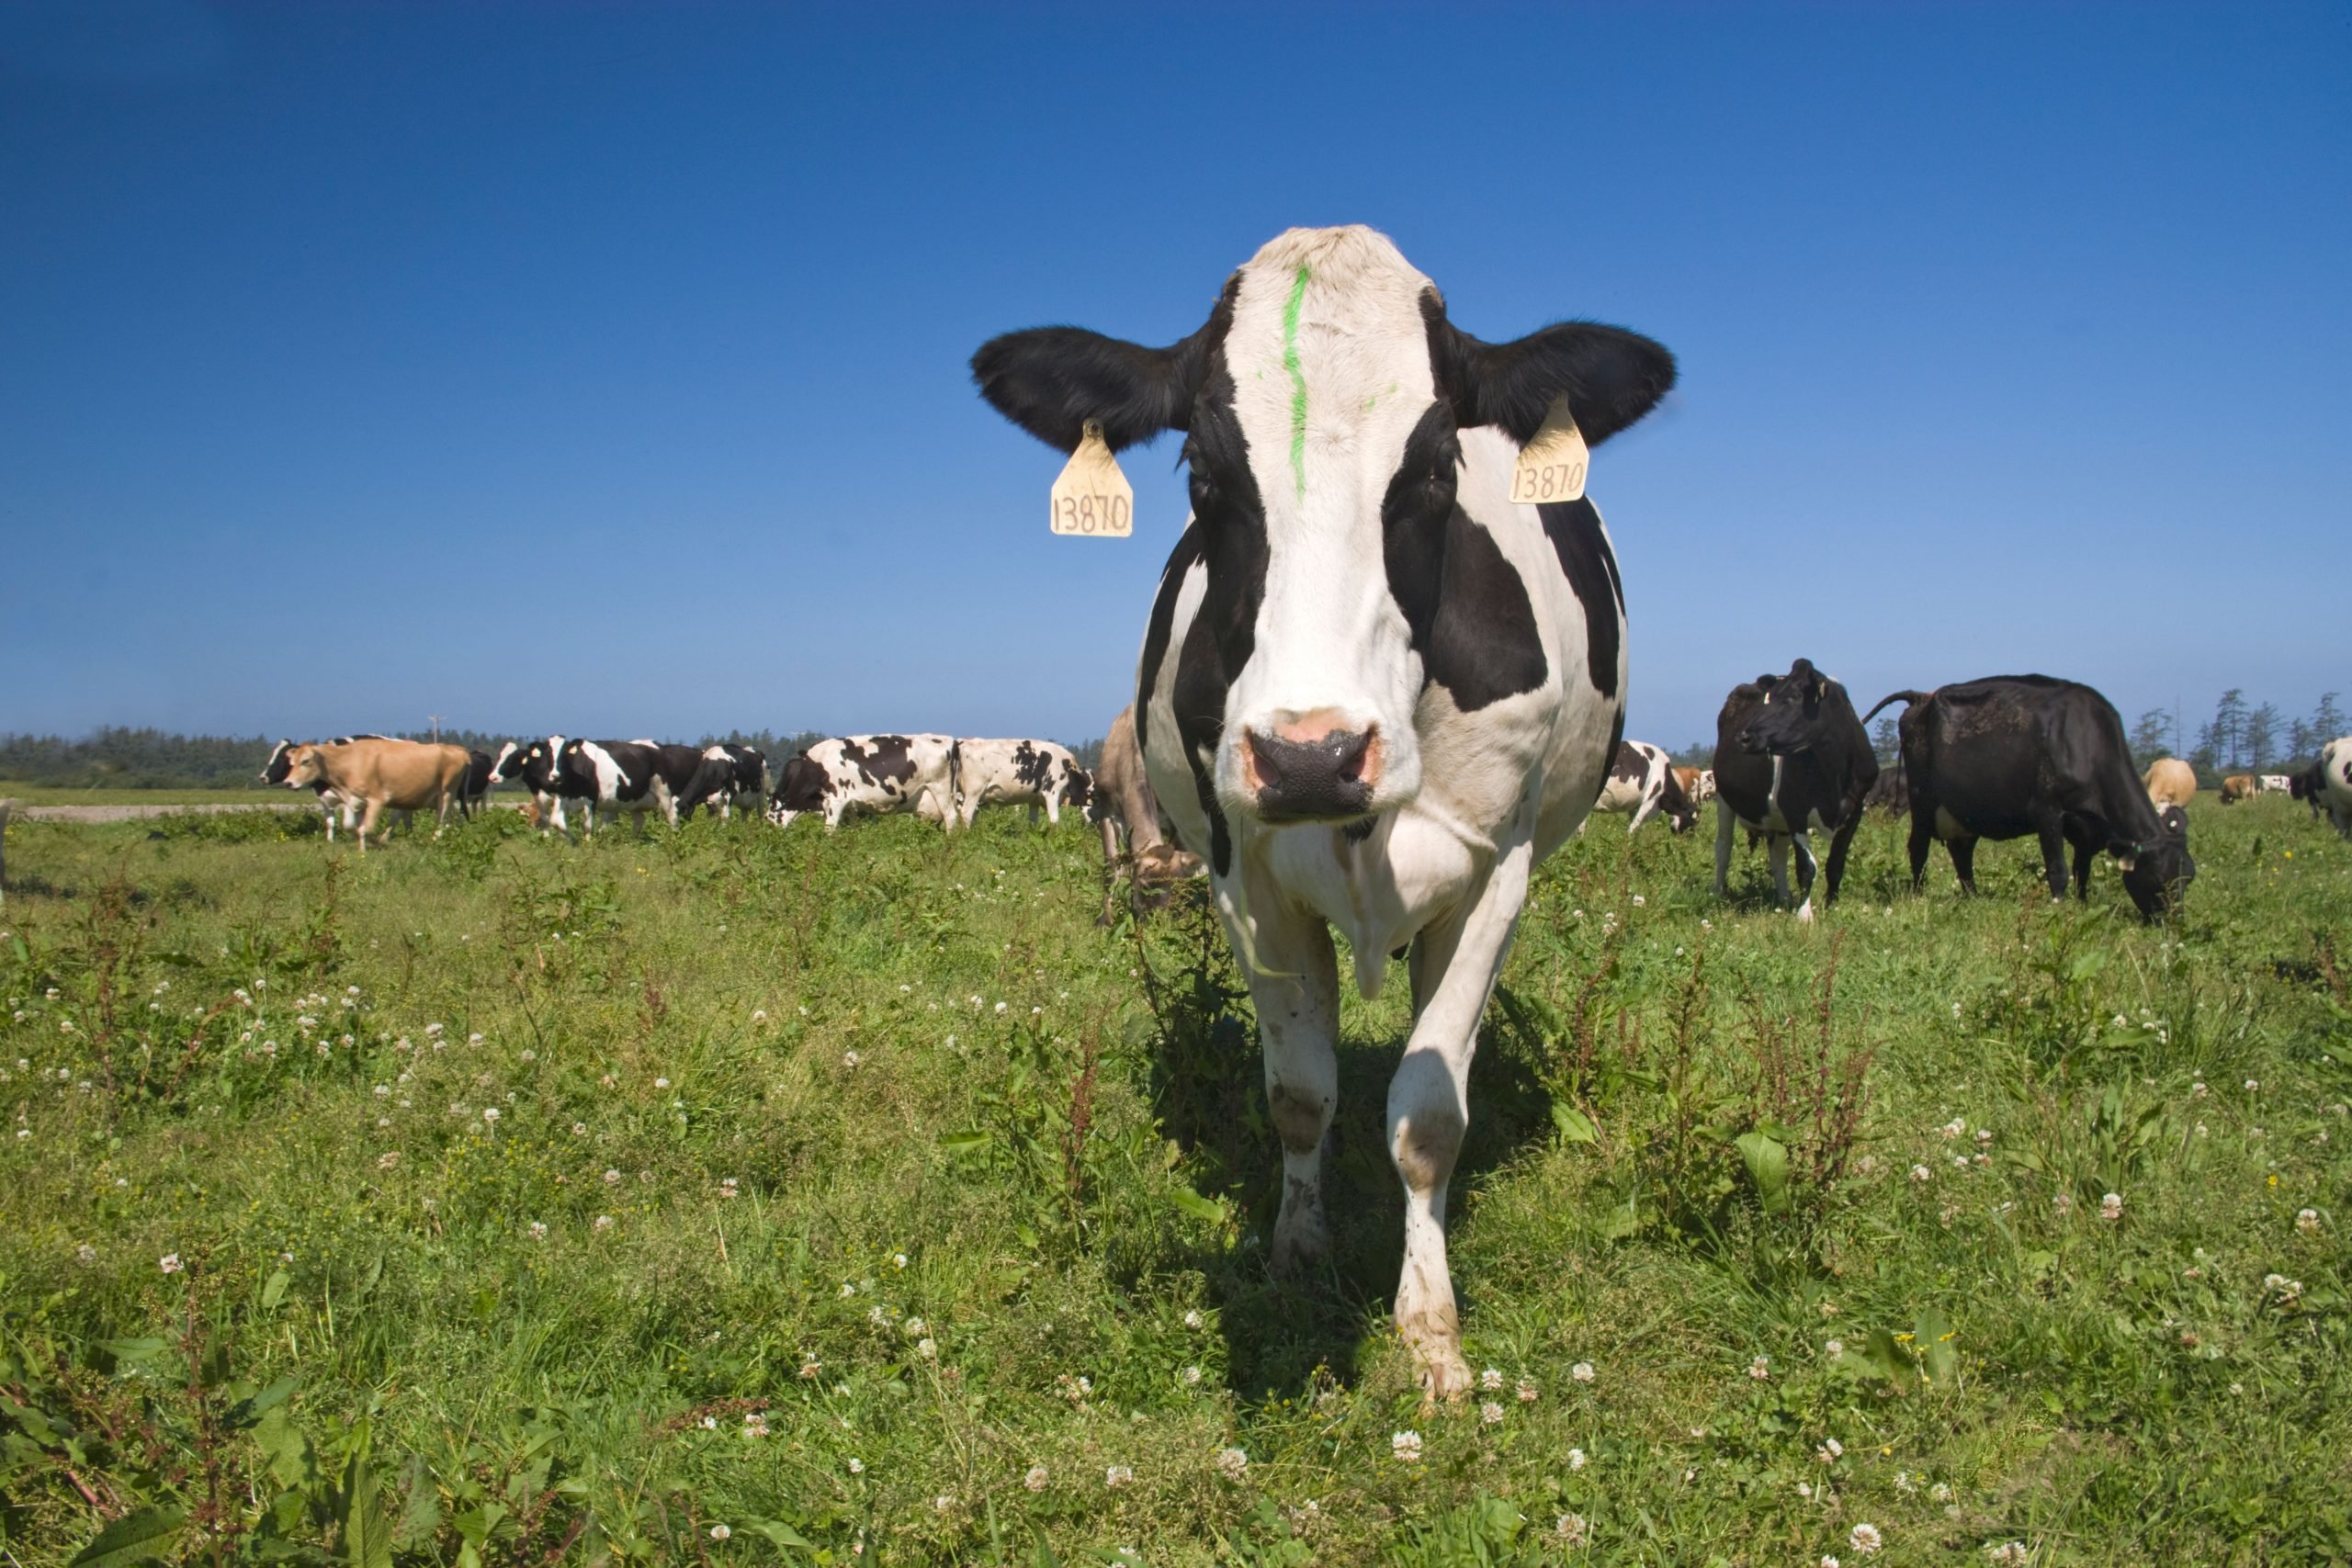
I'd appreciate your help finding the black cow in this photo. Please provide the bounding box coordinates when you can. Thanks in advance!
[1712,659,1879,919]
[2290,760,2325,821]
[1864,761,1909,818]
[1865,676,2194,920]
[455,749,494,820]
[676,744,770,821]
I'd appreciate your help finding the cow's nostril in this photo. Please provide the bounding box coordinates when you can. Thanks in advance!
[1245,726,1378,821]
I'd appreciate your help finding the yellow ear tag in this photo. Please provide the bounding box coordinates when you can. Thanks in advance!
[1048,420,1134,537]
[1510,395,1589,506]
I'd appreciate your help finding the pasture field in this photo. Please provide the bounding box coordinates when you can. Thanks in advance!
[1,795,2346,1565]
[0,785,284,808]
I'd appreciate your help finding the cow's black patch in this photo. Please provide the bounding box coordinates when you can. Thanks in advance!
[841,735,916,795]
[775,754,831,812]
[1539,498,1623,701]
[1600,705,1627,808]
[1012,741,1052,792]
[1609,741,1644,784]
[1135,525,1207,759]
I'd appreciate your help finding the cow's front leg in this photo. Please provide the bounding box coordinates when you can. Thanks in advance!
[1789,830,1818,921]
[1713,800,1736,897]
[1767,834,1792,906]
[1228,884,1341,1277]
[1821,812,1864,909]
[1387,829,1535,1402]
[2031,810,2068,900]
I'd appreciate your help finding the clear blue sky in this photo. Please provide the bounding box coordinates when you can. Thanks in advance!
[5,1,2346,750]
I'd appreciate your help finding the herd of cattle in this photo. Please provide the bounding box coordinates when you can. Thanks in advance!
[247,225,2352,1403]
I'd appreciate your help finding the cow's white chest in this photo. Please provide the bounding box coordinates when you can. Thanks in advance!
[1257,807,1484,998]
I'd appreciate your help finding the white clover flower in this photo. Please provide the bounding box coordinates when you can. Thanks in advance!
[76,1244,97,1266]
[2245,1078,2260,1093]
[1930,1482,1953,1503]
[1939,1117,1966,1139]
[481,1107,500,1124]
[1024,1465,1049,1492]
[867,1305,888,1327]
[2296,1208,2321,1234]
[1514,1376,1538,1403]
[2052,1192,2074,1215]
[594,1214,614,1232]
[377,1152,400,1170]
[1819,1558,1839,1568]
[799,1353,821,1379]
[1480,1367,1503,1391]
[916,1337,936,1359]
[1182,1366,1202,1385]
[159,1253,183,1274]
[1554,1514,1588,1547]
[1391,1430,1422,1462]
[1849,1523,1883,1555]
[718,1178,740,1199]
[1910,1164,1931,1183]
[842,1050,860,1067]
[1477,1399,1504,1427]
[2099,1192,2123,1221]
[846,1457,864,1474]
[742,1412,768,1438]
[903,1316,926,1336]
[1817,1436,1844,1463]
[527,1222,548,1240]
[1985,1545,2029,1566]
[1105,1464,1134,1488]
[1567,1447,1588,1470]
[1570,1360,1595,1383]
[571,1122,587,1136]
[1826,1338,1844,1356]
[933,1494,955,1514]
[709,1524,730,1540]
[1748,1355,1771,1380]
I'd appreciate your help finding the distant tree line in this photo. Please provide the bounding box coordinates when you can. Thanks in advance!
[0,725,1104,792]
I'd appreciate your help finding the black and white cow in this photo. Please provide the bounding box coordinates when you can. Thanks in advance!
[766,735,960,831]
[1586,739,1695,834]
[488,737,669,834]
[630,742,712,826]
[676,744,770,821]
[1867,676,2196,919]
[973,224,1672,1397]
[1711,660,1879,919]
[2317,737,2352,840]
[2291,758,2328,821]
[955,739,1093,829]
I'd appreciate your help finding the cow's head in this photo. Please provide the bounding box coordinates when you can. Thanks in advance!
[767,754,828,829]
[281,744,328,789]
[1736,660,1848,756]
[260,739,299,786]
[973,226,1672,829]
[1059,761,1094,814]
[489,739,555,786]
[2117,804,2195,920]
[1657,762,1697,833]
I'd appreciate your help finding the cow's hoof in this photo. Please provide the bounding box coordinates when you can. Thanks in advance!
[1412,1339,1475,1404]
[1796,900,1815,923]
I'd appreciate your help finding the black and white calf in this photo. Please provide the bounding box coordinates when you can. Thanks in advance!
[1711,660,1879,919]
[766,735,960,831]
[1869,676,2196,919]
[974,224,1672,1396]
[1587,739,1695,834]
[676,744,770,821]
[955,739,1092,829]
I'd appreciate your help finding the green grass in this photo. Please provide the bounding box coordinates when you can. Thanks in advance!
[0,795,2346,1564]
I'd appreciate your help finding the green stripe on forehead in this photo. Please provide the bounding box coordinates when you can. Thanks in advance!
[1281,264,1310,501]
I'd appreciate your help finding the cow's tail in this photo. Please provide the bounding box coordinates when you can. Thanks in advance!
[1860,689,1931,725]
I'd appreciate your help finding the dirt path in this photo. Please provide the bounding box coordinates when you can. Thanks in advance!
[2,801,312,823]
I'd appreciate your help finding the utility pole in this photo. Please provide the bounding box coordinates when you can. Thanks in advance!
[427,715,444,743]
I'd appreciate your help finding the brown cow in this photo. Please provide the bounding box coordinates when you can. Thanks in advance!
[284,738,470,851]
[2219,773,2256,805]
[1089,705,1203,914]
[2143,758,2197,810]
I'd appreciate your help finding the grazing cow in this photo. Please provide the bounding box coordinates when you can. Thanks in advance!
[2220,773,2257,805]
[1090,705,1205,916]
[1091,705,1205,882]
[1671,765,1711,807]
[2143,758,2197,810]
[972,223,1673,1395]
[2291,759,2326,820]
[2259,773,2290,795]
[1588,740,1695,834]
[676,744,770,821]
[1868,676,2195,919]
[282,738,470,852]
[627,742,712,826]
[956,739,1093,829]
[1865,761,1910,817]
[767,735,961,830]
[1711,661,1878,918]
[2320,738,2352,840]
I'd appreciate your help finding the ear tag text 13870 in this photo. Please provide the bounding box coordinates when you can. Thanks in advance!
[1049,420,1134,537]
[1510,395,1589,506]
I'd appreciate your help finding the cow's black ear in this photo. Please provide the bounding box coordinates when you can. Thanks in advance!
[972,286,1233,454]
[1425,292,1676,446]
